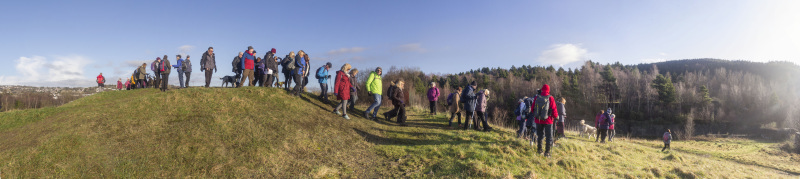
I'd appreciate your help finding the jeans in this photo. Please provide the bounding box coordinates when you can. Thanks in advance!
[366,94,381,117]
[320,83,329,100]
[517,117,527,137]
[184,72,191,87]
[335,99,348,115]
[176,69,185,88]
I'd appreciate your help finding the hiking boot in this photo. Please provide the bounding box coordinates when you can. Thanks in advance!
[334,111,341,115]
[537,143,543,154]
[544,144,552,158]
[343,115,350,120]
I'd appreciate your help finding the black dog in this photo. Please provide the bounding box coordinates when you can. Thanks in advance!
[220,76,237,88]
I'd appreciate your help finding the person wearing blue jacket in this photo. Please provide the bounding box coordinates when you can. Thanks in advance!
[461,81,478,130]
[316,62,332,102]
[292,50,307,96]
[172,55,185,88]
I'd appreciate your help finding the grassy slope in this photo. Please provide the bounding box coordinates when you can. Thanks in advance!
[0,87,797,178]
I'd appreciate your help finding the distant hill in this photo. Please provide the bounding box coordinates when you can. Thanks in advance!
[0,87,797,178]
[635,58,800,82]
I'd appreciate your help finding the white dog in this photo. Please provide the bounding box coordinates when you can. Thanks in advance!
[579,120,597,139]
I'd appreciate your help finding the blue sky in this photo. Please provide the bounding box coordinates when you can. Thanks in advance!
[1,0,798,87]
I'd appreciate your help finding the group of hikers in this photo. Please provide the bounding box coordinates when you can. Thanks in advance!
[96,45,676,155]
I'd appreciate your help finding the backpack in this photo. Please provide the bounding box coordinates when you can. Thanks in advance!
[522,98,534,114]
[446,93,455,106]
[315,66,325,79]
[282,56,295,70]
[133,69,140,81]
[663,132,670,141]
[150,61,158,72]
[532,95,551,119]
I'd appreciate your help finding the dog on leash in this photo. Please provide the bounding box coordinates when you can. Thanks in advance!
[220,76,237,88]
[579,120,597,139]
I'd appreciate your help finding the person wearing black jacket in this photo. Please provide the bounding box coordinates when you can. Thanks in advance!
[390,79,407,126]
[281,52,295,90]
[159,55,171,92]
[264,48,278,87]
[200,47,216,88]
[232,52,243,87]
[461,81,478,130]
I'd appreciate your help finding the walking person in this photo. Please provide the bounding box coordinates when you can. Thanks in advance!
[159,55,172,92]
[427,82,440,115]
[281,52,295,90]
[475,89,492,132]
[516,98,527,138]
[365,67,383,120]
[183,55,192,88]
[461,81,478,130]
[172,55,185,88]
[533,84,558,157]
[200,47,216,87]
[333,63,352,120]
[554,98,567,144]
[264,48,278,87]
[96,73,106,88]
[348,69,360,111]
[390,79,408,126]
[316,62,332,102]
[232,52,243,87]
[301,53,311,91]
[662,129,672,152]
[382,81,397,121]
[239,47,256,87]
[448,87,462,128]
[292,51,307,96]
[151,57,162,89]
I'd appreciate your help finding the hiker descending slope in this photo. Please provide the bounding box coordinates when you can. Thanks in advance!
[533,84,558,157]
[365,67,383,120]
[333,63,353,120]
[316,62,332,102]
[390,79,408,126]
[383,81,398,121]
[348,69,360,112]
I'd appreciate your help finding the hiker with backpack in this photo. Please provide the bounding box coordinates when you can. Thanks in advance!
[239,47,257,87]
[475,89,492,132]
[461,81,478,130]
[427,82,440,115]
[137,63,147,88]
[96,73,106,88]
[662,129,672,152]
[348,69,360,111]
[200,47,216,88]
[316,62,332,102]
[390,79,408,126]
[333,63,353,120]
[281,52,295,90]
[533,84,558,157]
[292,51,308,96]
[595,110,603,142]
[554,97,567,143]
[264,48,278,87]
[151,57,162,89]
[301,53,311,91]
[598,108,613,143]
[447,87,463,128]
[365,67,383,120]
[172,55,185,88]
[183,55,192,88]
[159,55,171,92]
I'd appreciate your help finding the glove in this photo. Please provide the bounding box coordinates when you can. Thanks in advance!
[327,75,331,78]
[200,68,204,72]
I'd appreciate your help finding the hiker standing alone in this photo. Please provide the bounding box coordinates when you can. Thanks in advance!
[200,47,216,87]
[427,82,440,115]
[533,84,558,157]
[662,129,672,152]
[365,67,383,120]
[96,73,106,88]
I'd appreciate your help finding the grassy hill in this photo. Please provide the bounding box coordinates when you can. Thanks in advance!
[0,87,798,178]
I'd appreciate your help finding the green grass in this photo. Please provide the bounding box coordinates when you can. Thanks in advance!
[0,87,798,178]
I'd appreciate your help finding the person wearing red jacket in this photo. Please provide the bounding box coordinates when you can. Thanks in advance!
[96,73,106,88]
[332,63,352,120]
[239,46,256,87]
[532,84,558,157]
[116,78,123,90]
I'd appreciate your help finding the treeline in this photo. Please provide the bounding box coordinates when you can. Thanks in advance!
[0,92,84,112]
[352,59,800,138]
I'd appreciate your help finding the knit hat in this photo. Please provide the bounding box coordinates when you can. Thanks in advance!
[271,48,276,54]
[156,57,161,60]
[470,81,477,86]
[248,46,254,50]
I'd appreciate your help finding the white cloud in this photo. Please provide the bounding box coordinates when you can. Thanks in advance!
[179,45,194,55]
[327,47,366,56]
[536,44,588,66]
[395,43,427,53]
[0,55,94,87]
[641,58,668,63]
[659,52,668,56]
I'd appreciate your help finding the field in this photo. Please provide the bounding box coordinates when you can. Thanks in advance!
[0,87,797,178]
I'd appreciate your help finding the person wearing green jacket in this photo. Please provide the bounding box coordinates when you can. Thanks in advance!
[364,67,383,120]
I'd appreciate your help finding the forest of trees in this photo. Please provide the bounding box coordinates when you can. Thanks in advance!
[355,59,800,139]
